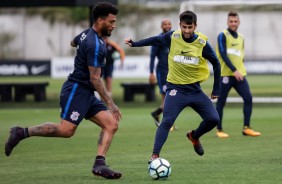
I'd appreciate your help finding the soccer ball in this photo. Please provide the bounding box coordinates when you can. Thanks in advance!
[148,158,171,180]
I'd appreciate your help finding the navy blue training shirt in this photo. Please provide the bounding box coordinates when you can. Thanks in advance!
[150,33,169,74]
[68,28,107,90]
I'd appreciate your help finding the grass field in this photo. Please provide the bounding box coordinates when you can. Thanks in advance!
[0,106,282,184]
[0,75,282,183]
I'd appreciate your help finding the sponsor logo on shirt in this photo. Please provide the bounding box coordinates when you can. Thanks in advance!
[174,34,180,38]
[198,38,206,44]
[173,55,199,65]
[180,50,191,54]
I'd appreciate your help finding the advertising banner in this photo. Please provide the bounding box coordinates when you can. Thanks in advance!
[0,60,50,76]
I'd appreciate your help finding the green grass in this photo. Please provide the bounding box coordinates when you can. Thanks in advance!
[0,106,282,184]
[0,75,281,183]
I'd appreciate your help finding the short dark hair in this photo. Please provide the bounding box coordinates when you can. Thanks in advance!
[179,10,197,25]
[228,10,239,17]
[92,2,118,22]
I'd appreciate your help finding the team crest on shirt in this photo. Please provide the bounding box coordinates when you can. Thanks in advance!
[70,111,80,121]
[169,89,177,96]
[174,34,180,38]
[222,76,229,84]
[198,38,206,44]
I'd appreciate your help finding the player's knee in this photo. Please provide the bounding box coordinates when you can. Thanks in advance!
[243,96,252,104]
[106,120,119,133]
[207,114,220,126]
[60,128,76,138]
[161,117,175,130]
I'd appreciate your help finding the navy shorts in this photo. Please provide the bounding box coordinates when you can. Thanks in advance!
[60,81,108,125]
[156,69,168,94]
[103,63,114,78]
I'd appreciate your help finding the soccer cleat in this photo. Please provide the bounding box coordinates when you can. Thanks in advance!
[216,130,229,138]
[5,126,25,156]
[242,127,261,136]
[92,165,122,179]
[151,112,161,127]
[187,131,204,156]
[170,125,178,131]
[148,154,159,164]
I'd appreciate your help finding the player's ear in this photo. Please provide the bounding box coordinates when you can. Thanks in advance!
[97,17,104,25]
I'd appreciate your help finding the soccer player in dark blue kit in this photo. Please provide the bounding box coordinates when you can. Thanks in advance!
[125,10,221,161]
[5,2,122,179]
[215,11,261,138]
[149,19,174,129]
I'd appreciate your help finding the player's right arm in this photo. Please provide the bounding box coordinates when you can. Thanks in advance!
[149,46,158,84]
[106,39,125,66]
[88,66,121,121]
[125,31,173,48]
[86,38,121,122]
[218,32,243,81]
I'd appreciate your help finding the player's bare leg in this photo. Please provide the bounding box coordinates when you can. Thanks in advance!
[90,110,122,179]
[5,120,77,156]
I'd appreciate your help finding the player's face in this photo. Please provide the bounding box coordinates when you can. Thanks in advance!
[227,16,240,32]
[161,20,172,33]
[179,21,197,39]
[101,13,117,37]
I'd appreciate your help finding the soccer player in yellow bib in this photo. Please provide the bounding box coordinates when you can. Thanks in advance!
[125,11,221,160]
[215,11,261,138]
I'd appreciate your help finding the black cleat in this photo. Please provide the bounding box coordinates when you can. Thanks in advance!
[187,131,204,156]
[92,165,122,179]
[5,126,25,156]
[151,112,161,127]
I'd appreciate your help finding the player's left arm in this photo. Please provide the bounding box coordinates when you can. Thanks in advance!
[202,41,221,99]
[70,28,90,47]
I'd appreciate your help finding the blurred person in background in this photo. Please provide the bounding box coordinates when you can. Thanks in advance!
[215,10,261,138]
[149,19,176,131]
[104,37,125,97]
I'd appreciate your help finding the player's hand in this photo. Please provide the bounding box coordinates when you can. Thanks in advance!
[124,38,133,47]
[149,74,156,84]
[108,103,122,122]
[211,95,219,99]
[233,70,244,82]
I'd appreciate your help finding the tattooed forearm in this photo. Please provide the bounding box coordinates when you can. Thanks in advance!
[29,123,60,137]
[90,67,113,105]
[98,131,104,145]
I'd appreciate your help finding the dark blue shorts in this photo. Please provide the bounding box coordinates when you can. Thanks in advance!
[156,69,168,94]
[60,81,108,125]
[103,63,114,78]
[162,83,219,126]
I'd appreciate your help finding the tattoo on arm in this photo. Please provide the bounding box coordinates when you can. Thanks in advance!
[89,67,112,105]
